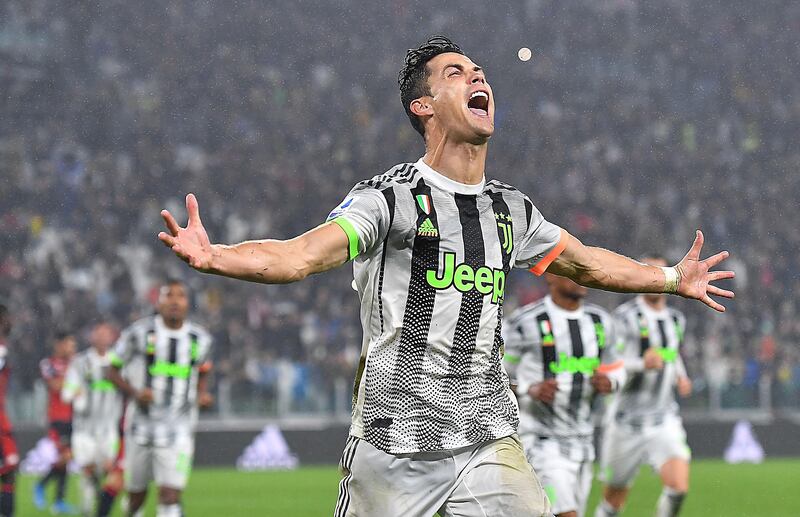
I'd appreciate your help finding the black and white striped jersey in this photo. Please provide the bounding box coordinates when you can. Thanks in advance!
[326,159,566,454]
[610,297,687,425]
[110,315,212,446]
[62,348,123,435]
[503,296,625,449]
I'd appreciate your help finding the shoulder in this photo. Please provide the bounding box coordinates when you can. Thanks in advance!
[485,178,522,194]
[584,302,612,322]
[667,307,686,323]
[507,299,548,326]
[185,321,212,341]
[613,299,639,318]
[126,315,157,334]
[351,163,421,193]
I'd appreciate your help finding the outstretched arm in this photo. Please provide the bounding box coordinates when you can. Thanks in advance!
[158,194,349,283]
[547,230,734,312]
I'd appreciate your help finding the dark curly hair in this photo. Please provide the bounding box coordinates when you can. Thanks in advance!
[398,36,464,137]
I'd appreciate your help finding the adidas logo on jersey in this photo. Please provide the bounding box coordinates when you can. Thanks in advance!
[417,218,438,238]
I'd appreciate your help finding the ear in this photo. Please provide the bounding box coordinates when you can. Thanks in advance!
[410,97,433,118]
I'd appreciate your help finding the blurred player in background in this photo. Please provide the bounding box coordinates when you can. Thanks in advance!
[156,36,732,516]
[35,331,78,515]
[595,256,693,517]
[62,321,124,517]
[0,305,18,517]
[107,279,213,517]
[504,275,625,517]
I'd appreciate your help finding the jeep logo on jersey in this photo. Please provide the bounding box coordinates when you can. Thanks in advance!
[549,352,600,374]
[426,252,505,304]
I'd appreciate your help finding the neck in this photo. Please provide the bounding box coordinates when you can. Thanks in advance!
[162,316,184,330]
[423,133,487,185]
[642,295,667,311]
[551,292,582,312]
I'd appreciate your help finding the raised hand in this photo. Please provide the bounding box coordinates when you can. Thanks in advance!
[158,194,214,271]
[674,230,735,312]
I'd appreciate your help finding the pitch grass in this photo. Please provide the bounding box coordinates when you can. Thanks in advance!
[18,459,799,516]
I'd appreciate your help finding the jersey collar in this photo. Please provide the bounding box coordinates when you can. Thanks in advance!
[544,295,584,318]
[414,158,485,195]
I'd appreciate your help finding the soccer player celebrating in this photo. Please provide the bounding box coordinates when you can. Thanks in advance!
[107,279,213,517]
[157,36,733,516]
[61,321,124,517]
[0,305,19,517]
[595,256,695,517]
[504,274,625,517]
[35,331,78,515]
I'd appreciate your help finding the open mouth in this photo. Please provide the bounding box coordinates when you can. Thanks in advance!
[467,91,489,117]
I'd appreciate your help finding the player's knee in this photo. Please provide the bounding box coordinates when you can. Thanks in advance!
[158,486,181,505]
[603,486,628,509]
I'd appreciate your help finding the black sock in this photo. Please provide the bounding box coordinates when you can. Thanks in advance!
[96,488,116,517]
[0,472,15,517]
[54,467,67,502]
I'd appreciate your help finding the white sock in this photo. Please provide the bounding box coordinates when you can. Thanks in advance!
[131,510,144,517]
[79,473,97,515]
[655,487,686,517]
[594,500,620,517]
[156,503,182,517]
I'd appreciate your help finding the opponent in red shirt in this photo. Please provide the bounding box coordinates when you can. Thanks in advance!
[33,331,78,515]
[0,304,18,517]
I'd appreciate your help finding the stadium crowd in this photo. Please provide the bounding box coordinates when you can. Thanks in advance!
[1,0,798,422]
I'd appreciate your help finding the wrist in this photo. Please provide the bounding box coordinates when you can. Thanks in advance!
[661,266,680,293]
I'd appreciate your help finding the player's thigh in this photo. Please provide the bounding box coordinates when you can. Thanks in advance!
[334,436,454,517]
[599,426,646,488]
[527,441,581,516]
[71,432,98,469]
[646,419,691,476]
[97,430,121,468]
[153,434,194,491]
[124,440,153,492]
[441,435,550,517]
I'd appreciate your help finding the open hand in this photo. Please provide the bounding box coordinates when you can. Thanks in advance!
[158,194,214,272]
[675,230,735,312]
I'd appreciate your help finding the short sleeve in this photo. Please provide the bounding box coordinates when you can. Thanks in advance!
[196,330,213,373]
[513,201,567,275]
[325,185,391,261]
[109,327,137,368]
[61,360,83,403]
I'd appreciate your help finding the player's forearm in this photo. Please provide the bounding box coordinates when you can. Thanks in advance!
[208,231,346,284]
[554,244,669,294]
[106,367,137,399]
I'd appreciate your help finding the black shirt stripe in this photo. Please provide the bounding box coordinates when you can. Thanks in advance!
[567,318,585,419]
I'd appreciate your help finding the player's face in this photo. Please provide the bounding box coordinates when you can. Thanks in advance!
[425,52,494,143]
[548,274,588,301]
[90,323,117,354]
[158,283,190,323]
[56,336,77,358]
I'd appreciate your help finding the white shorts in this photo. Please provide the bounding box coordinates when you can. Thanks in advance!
[124,434,195,492]
[72,429,120,470]
[522,435,593,516]
[334,434,551,517]
[599,414,691,488]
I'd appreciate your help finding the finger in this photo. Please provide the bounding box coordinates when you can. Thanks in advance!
[703,250,729,268]
[686,229,704,259]
[708,270,735,281]
[161,210,181,236]
[707,285,735,299]
[158,232,176,247]
[186,193,202,226]
[702,294,726,313]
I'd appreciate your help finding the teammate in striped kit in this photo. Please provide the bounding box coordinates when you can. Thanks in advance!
[157,36,734,516]
[61,322,124,517]
[107,280,213,517]
[504,274,625,517]
[0,305,18,517]
[595,256,693,517]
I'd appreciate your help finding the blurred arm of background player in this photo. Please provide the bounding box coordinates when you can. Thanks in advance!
[197,368,214,408]
[675,354,692,398]
[590,319,626,395]
[159,194,348,284]
[547,230,734,312]
[106,366,152,406]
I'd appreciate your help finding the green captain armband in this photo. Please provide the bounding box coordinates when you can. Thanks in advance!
[330,217,360,261]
